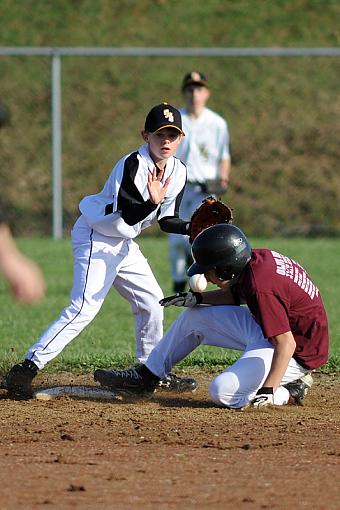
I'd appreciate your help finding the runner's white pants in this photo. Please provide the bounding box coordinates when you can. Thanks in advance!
[145,305,308,408]
[26,216,164,369]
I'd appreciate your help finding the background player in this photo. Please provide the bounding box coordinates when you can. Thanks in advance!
[169,71,232,292]
[5,103,197,398]
[95,224,329,408]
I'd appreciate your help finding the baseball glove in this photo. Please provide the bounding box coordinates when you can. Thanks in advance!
[189,196,233,243]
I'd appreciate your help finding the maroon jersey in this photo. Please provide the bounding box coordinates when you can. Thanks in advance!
[236,249,329,370]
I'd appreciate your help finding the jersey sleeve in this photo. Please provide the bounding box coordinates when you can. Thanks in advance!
[157,184,189,234]
[79,152,159,237]
[117,153,159,225]
[157,158,188,234]
[215,118,231,162]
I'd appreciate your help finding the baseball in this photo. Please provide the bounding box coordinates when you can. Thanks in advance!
[189,273,207,292]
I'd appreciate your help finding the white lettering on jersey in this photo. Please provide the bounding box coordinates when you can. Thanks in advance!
[271,250,319,300]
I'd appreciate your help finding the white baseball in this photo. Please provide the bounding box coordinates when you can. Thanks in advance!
[189,274,207,292]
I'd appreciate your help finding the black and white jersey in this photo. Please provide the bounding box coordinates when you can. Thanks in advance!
[79,144,187,238]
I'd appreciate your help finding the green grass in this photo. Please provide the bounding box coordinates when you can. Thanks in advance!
[0,235,339,374]
[1,0,339,47]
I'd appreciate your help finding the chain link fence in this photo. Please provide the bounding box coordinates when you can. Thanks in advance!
[0,49,339,237]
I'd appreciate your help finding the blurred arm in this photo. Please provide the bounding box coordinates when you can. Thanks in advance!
[219,158,231,189]
[0,224,46,303]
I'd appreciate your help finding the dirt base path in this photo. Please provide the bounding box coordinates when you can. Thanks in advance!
[0,372,339,509]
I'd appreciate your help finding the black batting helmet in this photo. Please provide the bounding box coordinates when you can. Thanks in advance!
[187,224,252,280]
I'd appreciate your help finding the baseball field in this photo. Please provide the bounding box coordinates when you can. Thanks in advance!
[1,1,340,508]
[0,236,339,509]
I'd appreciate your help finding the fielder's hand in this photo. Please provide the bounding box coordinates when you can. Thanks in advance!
[159,291,203,308]
[147,167,170,205]
[251,387,274,407]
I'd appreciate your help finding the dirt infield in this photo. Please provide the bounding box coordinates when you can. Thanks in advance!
[0,371,339,510]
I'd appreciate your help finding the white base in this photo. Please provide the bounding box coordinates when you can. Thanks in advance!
[34,385,121,401]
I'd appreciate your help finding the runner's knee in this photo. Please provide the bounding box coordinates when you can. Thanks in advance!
[210,372,247,409]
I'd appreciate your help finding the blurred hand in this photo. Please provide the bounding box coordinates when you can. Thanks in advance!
[6,253,46,303]
[0,224,46,303]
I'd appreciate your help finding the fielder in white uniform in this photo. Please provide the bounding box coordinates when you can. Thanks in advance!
[5,103,197,398]
[169,71,231,292]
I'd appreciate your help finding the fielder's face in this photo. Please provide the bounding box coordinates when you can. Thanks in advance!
[183,85,210,111]
[142,128,183,164]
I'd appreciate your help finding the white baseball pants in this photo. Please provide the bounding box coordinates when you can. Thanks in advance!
[145,305,308,408]
[25,216,164,369]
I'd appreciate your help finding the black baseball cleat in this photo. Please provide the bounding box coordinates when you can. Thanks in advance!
[94,364,159,397]
[283,373,314,406]
[157,373,198,393]
[6,359,39,400]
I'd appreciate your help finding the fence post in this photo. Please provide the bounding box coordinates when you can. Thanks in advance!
[51,50,63,240]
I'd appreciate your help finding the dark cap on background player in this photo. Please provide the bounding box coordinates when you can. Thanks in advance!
[181,71,208,91]
[144,103,185,135]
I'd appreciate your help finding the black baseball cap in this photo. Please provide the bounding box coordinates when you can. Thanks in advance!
[144,103,184,134]
[182,71,208,90]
